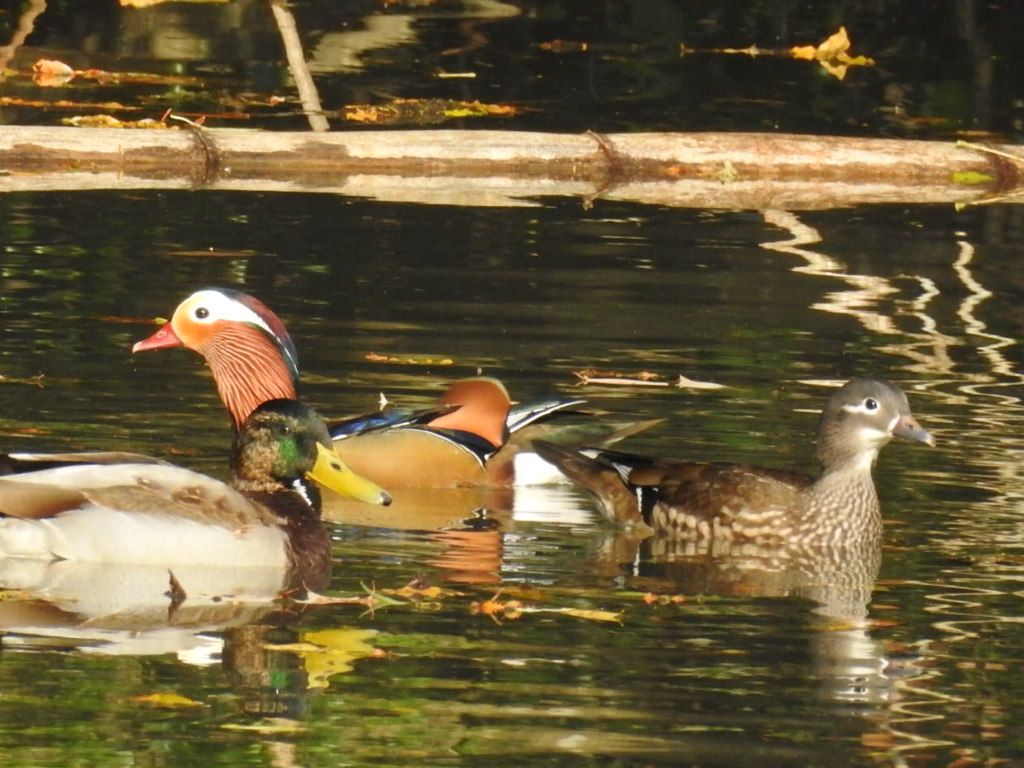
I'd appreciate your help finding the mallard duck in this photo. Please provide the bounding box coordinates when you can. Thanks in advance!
[132,288,633,488]
[534,378,934,550]
[0,399,388,592]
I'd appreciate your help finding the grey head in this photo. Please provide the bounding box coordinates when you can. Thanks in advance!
[816,378,934,471]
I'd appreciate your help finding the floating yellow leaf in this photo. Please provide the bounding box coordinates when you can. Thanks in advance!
[222,718,306,735]
[132,692,204,708]
[366,352,454,366]
[789,26,874,80]
[263,641,323,653]
[298,628,380,690]
[385,582,461,601]
[790,45,817,61]
[529,607,624,624]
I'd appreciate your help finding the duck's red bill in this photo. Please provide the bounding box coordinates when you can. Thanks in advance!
[132,323,183,353]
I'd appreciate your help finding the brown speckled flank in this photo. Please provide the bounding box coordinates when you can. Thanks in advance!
[536,379,934,552]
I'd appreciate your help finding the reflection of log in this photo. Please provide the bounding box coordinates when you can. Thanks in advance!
[1,125,1020,209]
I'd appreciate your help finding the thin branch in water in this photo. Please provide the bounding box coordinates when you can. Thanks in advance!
[0,0,48,76]
[269,0,330,132]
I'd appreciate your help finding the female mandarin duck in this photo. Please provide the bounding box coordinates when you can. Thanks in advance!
[0,400,382,593]
[131,289,592,489]
[534,379,934,550]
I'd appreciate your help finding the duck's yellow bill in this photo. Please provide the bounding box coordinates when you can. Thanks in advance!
[308,442,393,506]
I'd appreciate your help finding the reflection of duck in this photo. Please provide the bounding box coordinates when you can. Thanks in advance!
[0,561,285,658]
[557,379,934,710]
[606,531,895,706]
[535,379,934,550]
[0,400,385,595]
[132,289,644,488]
[596,528,882,618]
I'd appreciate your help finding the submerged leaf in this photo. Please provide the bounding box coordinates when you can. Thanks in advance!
[132,692,204,708]
[274,628,381,690]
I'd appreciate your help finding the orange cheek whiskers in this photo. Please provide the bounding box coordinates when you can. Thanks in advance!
[203,324,299,431]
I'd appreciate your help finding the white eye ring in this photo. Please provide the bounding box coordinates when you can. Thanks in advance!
[864,397,878,411]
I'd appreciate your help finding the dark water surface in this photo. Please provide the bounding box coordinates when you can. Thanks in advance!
[4,2,1024,768]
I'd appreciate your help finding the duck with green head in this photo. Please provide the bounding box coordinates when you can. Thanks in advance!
[0,399,385,595]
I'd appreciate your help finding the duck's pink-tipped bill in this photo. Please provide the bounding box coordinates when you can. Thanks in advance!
[132,324,183,353]
[893,414,936,447]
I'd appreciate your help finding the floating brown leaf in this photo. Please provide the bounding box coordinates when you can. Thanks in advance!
[0,96,136,112]
[0,373,46,388]
[343,98,519,125]
[62,115,172,129]
[539,39,590,53]
[642,592,688,606]
[470,590,523,624]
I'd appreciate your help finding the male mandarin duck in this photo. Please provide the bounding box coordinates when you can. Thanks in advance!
[535,379,934,551]
[0,399,383,594]
[131,288,614,489]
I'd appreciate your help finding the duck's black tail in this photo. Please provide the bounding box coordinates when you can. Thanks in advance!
[532,441,652,533]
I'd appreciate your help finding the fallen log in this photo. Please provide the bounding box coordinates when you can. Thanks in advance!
[0,125,1020,209]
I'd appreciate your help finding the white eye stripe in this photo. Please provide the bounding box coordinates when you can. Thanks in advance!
[841,402,882,416]
[182,290,276,338]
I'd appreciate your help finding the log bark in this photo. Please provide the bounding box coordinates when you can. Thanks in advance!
[0,125,1020,209]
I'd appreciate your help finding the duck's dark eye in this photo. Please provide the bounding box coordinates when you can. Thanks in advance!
[195,306,210,319]
[864,398,878,411]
